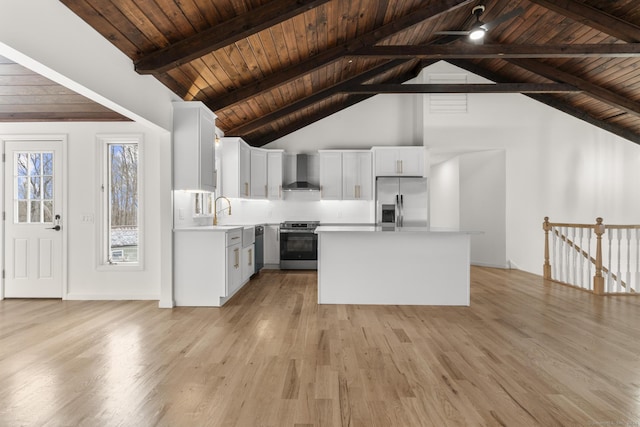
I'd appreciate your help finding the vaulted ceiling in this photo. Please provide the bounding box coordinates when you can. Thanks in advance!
[19,1,640,145]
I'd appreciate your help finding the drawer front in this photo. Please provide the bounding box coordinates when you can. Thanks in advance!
[226,229,243,246]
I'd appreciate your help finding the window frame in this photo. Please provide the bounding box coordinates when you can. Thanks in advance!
[96,134,144,271]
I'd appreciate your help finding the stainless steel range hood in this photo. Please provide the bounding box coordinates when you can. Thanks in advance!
[282,154,320,191]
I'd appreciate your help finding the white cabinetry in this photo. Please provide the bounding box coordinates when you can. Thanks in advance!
[372,147,425,177]
[342,151,372,200]
[264,225,280,267]
[319,150,343,200]
[250,148,268,199]
[221,137,251,197]
[267,150,284,200]
[174,227,245,307]
[242,244,255,283]
[173,102,217,192]
[227,240,242,296]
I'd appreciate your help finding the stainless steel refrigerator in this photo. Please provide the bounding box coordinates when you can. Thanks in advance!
[376,177,429,227]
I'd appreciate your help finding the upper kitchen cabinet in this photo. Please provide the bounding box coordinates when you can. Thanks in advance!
[318,151,343,200]
[267,150,284,200]
[250,148,268,199]
[372,147,425,177]
[173,102,217,192]
[342,151,372,200]
[221,137,251,198]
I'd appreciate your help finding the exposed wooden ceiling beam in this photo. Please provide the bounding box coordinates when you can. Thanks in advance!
[225,59,414,136]
[447,60,640,145]
[506,58,640,116]
[207,0,474,111]
[344,83,580,94]
[351,44,640,59]
[250,66,424,147]
[527,0,640,43]
[134,0,330,75]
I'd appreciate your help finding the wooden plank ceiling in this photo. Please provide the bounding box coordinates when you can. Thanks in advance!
[0,55,129,122]
[56,0,640,146]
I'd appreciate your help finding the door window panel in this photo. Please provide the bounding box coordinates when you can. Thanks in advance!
[14,152,54,224]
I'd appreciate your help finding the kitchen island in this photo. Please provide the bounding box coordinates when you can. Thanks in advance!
[315,225,477,306]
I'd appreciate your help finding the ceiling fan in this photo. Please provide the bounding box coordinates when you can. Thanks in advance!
[435,4,524,41]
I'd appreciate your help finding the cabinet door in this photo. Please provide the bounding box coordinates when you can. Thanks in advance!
[267,152,283,200]
[374,147,424,177]
[319,151,342,200]
[250,149,268,199]
[239,143,251,197]
[342,152,372,200]
[242,244,255,283]
[264,225,280,265]
[173,102,216,192]
[226,243,242,296]
[397,147,424,177]
[199,108,216,191]
[373,148,400,176]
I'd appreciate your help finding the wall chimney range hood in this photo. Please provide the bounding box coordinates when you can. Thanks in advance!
[282,154,320,191]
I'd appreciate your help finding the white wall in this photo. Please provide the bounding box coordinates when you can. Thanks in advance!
[422,61,640,273]
[265,89,424,151]
[430,157,460,228]
[459,150,507,268]
[0,121,171,300]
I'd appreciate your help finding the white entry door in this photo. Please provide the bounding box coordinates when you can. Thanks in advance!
[3,139,64,298]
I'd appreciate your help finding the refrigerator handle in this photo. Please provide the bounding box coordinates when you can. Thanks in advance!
[395,195,399,226]
[400,194,404,227]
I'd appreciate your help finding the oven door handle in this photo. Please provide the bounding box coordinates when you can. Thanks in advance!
[279,229,317,234]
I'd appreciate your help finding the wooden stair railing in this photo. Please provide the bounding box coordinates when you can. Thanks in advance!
[543,217,640,295]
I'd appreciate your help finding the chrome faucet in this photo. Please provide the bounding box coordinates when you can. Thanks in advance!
[213,196,231,225]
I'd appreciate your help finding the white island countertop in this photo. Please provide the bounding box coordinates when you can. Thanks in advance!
[315,225,479,234]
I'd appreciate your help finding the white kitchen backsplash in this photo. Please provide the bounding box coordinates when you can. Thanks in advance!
[173,190,374,228]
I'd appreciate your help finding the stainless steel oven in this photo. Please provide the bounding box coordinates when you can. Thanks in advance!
[279,221,319,270]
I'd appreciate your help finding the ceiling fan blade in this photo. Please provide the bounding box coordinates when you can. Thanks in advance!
[482,6,524,31]
[434,30,471,36]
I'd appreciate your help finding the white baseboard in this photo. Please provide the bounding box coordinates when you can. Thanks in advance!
[471,261,511,269]
[65,293,159,301]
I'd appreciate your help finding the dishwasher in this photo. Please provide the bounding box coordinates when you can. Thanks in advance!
[254,225,264,275]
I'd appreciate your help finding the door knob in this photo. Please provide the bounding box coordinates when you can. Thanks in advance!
[48,225,61,231]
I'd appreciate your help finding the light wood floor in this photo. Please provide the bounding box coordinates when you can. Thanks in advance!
[1,267,640,426]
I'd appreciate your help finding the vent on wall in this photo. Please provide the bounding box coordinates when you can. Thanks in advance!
[428,74,468,113]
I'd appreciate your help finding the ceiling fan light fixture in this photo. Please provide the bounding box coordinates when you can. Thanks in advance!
[469,27,486,40]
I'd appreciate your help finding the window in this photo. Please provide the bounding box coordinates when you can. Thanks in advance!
[193,192,213,216]
[97,135,143,268]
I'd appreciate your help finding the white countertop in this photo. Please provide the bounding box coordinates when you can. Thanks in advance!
[174,226,244,232]
[315,225,480,234]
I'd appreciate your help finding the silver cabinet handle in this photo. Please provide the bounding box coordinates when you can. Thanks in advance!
[249,248,253,266]
[234,248,239,268]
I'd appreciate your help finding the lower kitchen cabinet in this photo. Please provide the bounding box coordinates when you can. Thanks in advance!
[227,241,242,297]
[264,225,280,267]
[242,244,255,283]
[174,227,247,307]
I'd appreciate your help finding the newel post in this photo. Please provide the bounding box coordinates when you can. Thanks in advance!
[593,217,605,295]
[543,217,552,279]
